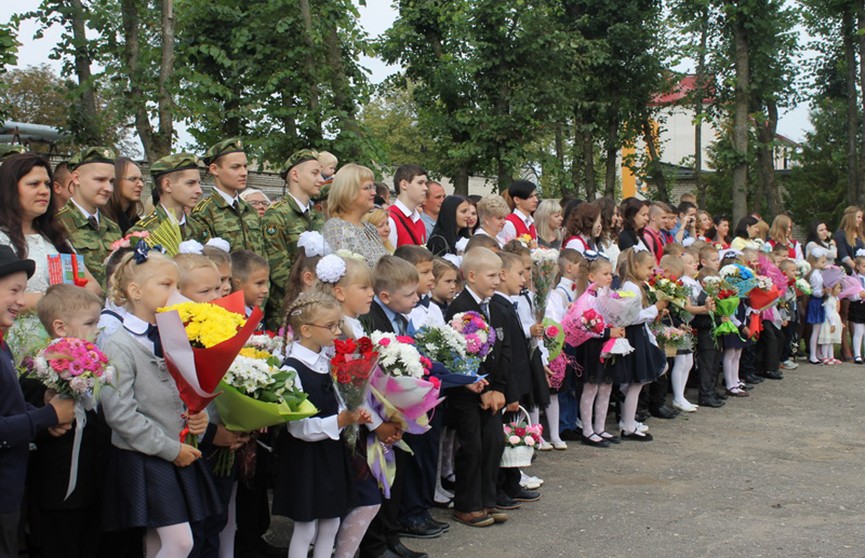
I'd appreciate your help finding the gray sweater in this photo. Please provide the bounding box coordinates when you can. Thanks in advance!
[101,329,184,462]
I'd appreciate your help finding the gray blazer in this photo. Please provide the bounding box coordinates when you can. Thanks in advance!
[101,329,185,462]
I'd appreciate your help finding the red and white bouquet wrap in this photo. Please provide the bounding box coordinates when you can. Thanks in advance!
[366,332,444,497]
[563,285,607,348]
[156,291,263,444]
[28,338,115,499]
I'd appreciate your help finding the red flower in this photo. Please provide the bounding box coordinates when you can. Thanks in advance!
[357,337,374,354]
[428,376,441,389]
[396,336,415,345]
[334,338,357,355]
[515,427,527,437]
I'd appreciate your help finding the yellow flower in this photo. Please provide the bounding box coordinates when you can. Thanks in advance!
[159,302,246,348]
[239,347,271,360]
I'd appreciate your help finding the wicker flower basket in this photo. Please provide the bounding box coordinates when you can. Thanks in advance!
[500,406,536,468]
[664,344,678,358]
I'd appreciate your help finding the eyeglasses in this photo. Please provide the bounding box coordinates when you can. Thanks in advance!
[306,320,344,333]
[124,176,145,183]
[248,200,270,208]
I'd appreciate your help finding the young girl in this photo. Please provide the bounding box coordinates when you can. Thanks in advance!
[719,254,753,397]
[431,257,459,313]
[818,279,843,364]
[283,244,325,315]
[545,248,583,322]
[174,253,222,303]
[272,292,371,558]
[230,250,270,317]
[806,248,828,365]
[202,244,233,297]
[100,246,216,558]
[574,257,625,447]
[614,248,668,441]
[315,253,374,338]
[849,256,865,364]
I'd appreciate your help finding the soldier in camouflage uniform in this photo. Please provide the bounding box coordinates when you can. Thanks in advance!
[55,147,122,287]
[187,138,268,256]
[261,149,325,329]
[129,153,202,241]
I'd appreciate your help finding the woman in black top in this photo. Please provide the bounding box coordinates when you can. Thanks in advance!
[427,195,473,256]
[617,198,650,251]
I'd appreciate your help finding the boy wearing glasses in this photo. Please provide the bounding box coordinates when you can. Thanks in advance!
[187,138,268,257]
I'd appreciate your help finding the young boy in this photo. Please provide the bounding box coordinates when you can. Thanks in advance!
[498,180,539,245]
[129,152,203,238]
[694,245,725,407]
[778,258,801,370]
[230,250,270,316]
[445,247,511,528]
[0,247,75,557]
[395,245,443,330]
[358,256,429,558]
[491,252,540,508]
[29,285,107,558]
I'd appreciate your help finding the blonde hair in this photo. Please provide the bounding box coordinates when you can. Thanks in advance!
[461,247,502,275]
[328,163,376,218]
[498,251,524,272]
[768,214,792,245]
[284,291,341,341]
[576,257,611,295]
[476,195,510,222]
[318,150,338,169]
[202,245,231,268]
[616,248,655,306]
[662,242,685,257]
[534,199,563,244]
[315,256,372,297]
[555,248,583,284]
[372,255,419,295]
[840,205,864,247]
[659,254,684,277]
[37,284,102,334]
[109,251,176,306]
[363,208,395,253]
[174,253,219,291]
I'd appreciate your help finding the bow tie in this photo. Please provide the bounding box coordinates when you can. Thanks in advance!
[519,288,529,297]
[417,296,430,309]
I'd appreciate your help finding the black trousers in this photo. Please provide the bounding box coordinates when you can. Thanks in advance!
[0,511,19,558]
[760,321,783,373]
[235,439,273,548]
[446,393,503,512]
[399,409,444,525]
[696,326,721,400]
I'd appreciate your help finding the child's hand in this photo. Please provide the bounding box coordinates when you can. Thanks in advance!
[186,410,209,436]
[466,379,487,393]
[656,299,669,311]
[831,325,836,333]
[48,395,75,424]
[720,316,730,323]
[174,443,202,467]
[213,425,251,451]
[47,424,72,437]
[480,390,505,414]
[609,327,625,338]
[741,326,750,337]
[781,320,789,327]
[859,290,865,300]
[505,401,520,413]
[374,421,403,444]
[705,298,716,312]
[530,323,544,338]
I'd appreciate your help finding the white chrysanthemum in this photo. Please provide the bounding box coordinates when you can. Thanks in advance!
[206,237,231,253]
[297,231,331,258]
[178,240,205,254]
[719,265,740,278]
[316,254,347,284]
[531,248,559,262]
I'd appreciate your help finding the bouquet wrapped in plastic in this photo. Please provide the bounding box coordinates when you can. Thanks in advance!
[531,248,560,321]
[415,324,485,387]
[647,270,690,308]
[594,288,640,360]
[541,319,565,360]
[748,275,783,312]
[836,273,865,301]
[157,291,263,444]
[702,276,740,337]
[365,332,443,497]
[562,285,606,348]
[330,336,379,445]
[757,255,788,291]
[720,263,758,296]
[794,277,811,296]
[27,337,115,499]
[449,311,496,360]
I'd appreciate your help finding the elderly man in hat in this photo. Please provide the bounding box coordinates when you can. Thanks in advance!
[187,138,267,256]
[55,147,122,287]
[261,148,325,330]
[129,153,203,243]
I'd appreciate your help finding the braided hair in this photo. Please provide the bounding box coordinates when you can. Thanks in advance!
[283,291,341,342]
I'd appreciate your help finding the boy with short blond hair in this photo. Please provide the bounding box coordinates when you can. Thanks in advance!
[37,284,103,340]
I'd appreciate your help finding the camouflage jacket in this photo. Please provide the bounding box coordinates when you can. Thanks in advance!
[261,196,325,330]
[186,191,268,256]
[55,201,122,287]
[128,204,189,239]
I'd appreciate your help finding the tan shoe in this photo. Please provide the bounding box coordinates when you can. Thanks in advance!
[453,510,494,527]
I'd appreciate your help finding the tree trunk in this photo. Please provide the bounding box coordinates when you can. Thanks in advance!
[730,12,750,223]
[68,0,99,144]
[857,0,865,204]
[570,122,583,195]
[583,128,596,201]
[497,154,512,193]
[121,0,155,159]
[604,116,618,198]
[844,5,859,204]
[694,9,709,204]
[152,0,175,158]
[324,21,361,160]
[755,101,780,216]
[299,0,322,143]
[642,118,668,202]
[452,166,469,196]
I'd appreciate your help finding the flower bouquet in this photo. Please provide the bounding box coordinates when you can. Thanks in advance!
[650,323,693,357]
[415,324,485,388]
[500,406,543,468]
[757,255,788,292]
[541,318,565,360]
[594,288,639,361]
[449,311,496,360]
[531,248,560,321]
[365,332,443,497]
[330,336,379,445]
[647,270,690,308]
[719,263,758,296]
[794,277,811,296]
[156,291,263,445]
[702,276,740,337]
[27,338,115,499]
[748,275,783,312]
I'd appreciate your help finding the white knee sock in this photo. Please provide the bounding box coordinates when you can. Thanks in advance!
[853,323,865,358]
[579,384,599,437]
[146,523,194,558]
[620,383,644,432]
[809,326,820,361]
[546,395,561,443]
[723,348,741,389]
[671,354,694,405]
[289,521,318,558]
[335,505,381,558]
[594,384,613,434]
[313,518,341,558]
[218,481,238,558]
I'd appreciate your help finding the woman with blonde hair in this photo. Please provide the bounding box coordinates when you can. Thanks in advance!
[834,206,865,272]
[768,214,804,261]
[322,163,388,265]
[473,194,511,247]
[535,198,564,249]
[362,208,395,254]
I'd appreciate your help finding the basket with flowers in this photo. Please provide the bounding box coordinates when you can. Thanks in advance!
[501,406,544,468]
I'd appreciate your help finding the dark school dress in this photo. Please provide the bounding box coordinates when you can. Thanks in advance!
[576,333,614,385]
[615,322,668,384]
[272,357,355,522]
[721,301,753,350]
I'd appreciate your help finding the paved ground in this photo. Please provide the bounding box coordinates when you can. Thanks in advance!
[272,361,865,557]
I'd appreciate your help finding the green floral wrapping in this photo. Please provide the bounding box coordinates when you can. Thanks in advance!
[712,296,740,337]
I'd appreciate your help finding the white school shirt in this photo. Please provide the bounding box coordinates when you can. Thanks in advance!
[408,297,446,331]
[497,209,533,246]
[545,278,576,324]
[285,343,345,442]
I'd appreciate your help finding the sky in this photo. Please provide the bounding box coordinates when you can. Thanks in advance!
[4,0,812,149]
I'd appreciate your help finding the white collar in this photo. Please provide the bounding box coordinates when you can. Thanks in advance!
[465,286,489,306]
[122,312,150,336]
[288,342,329,372]
[71,197,98,222]
[288,192,312,214]
[513,209,534,227]
[394,198,420,222]
[344,315,364,339]
[214,186,239,207]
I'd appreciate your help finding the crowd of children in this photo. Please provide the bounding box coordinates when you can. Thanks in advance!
[1,142,858,558]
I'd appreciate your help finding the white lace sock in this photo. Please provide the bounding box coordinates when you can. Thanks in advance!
[723,348,742,389]
[218,481,238,558]
[853,323,865,358]
[594,383,613,434]
[809,326,820,361]
[620,383,644,433]
[579,384,599,437]
[546,395,562,443]
[145,523,194,558]
[335,505,381,558]
[671,353,695,405]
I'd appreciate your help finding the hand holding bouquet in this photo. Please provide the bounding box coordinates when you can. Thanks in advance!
[702,276,740,337]
[531,248,560,321]
[594,288,640,360]
[330,336,379,445]
[415,324,484,387]
[647,270,690,308]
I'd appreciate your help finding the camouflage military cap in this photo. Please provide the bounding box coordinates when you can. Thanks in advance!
[150,152,201,179]
[69,146,117,170]
[0,144,27,162]
[203,137,245,166]
[279,148,319,180]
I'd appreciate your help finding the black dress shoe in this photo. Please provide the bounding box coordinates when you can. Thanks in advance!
[580,433,611,448]
[635,410,650,422]
[559,429,581,441]
[621,429,654,441]
[510,487,541,502]
[743,374,764,384]
[428,518,450,531]
[698,396,726,408]
[496,493,522,510]
[399,519,444,539]
[649,405,679,419]
[363,549,402,558]
[759,370,784,380]
[388,541,429,558]
[715,390,729,400]
[440,475,456,491]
